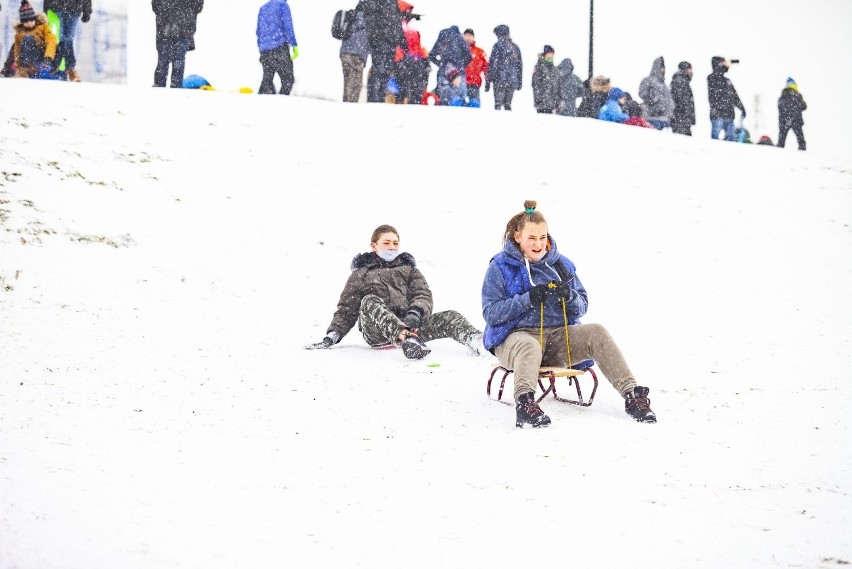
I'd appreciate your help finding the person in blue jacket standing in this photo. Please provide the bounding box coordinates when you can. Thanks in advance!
[481,200,657,428]
[256,0,297,95]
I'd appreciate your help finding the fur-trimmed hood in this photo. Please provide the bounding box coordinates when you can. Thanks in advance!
[350,251,416,271]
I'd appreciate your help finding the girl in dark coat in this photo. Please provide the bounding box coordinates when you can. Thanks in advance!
[306,225,482,359]
[777,78,807,150]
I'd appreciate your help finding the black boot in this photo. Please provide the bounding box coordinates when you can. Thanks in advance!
[515,392,551,428]
[400,332,431,359]
[624,386,657,423]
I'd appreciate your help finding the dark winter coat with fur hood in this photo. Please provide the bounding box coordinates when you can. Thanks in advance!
[327,252,433,341]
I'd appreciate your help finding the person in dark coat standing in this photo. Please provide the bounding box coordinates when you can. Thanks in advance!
[532,44,559,114]
[777,77,807,150]
[484,24,522,111]
[339,10,369,102]
[429,24,470,98]
[356,0,407,103]
[256,0,298,95]
[707,56,745,141]
[42,0,91,82]
[151,0,203,88]
[670,61,695,135]
[556,58,584,117]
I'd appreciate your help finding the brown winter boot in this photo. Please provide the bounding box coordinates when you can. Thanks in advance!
[67,68,81,82]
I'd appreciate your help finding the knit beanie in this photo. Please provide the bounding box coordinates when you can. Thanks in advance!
[786,77,798,90]
[19,0,36,22]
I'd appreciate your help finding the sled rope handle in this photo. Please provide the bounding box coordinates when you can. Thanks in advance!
[561,297,572,367]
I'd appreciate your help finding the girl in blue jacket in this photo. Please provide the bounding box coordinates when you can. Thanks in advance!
[481,200,657,427]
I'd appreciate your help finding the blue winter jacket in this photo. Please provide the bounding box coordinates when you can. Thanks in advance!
[429,26,471,74]
[598,96,629,122]
[256,0,297,52]
[481,236,588,351]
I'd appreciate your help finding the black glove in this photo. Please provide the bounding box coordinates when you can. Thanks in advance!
[554,281,576,302]
[81,12,91,22]
[529,284,551,304]
[484,82,490,93]
[305,336,334,350]
[402,307,422,330]
[740,109,747,119]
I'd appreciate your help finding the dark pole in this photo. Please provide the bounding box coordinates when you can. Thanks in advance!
[588,0,594,80]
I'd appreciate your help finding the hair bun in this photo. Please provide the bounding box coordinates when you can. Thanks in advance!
[523,200,537,214]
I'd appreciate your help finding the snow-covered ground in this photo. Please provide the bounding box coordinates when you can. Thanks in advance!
[1,75,852,568]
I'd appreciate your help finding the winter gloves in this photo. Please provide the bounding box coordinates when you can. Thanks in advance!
[305,330,340,350]
[402,307,422,331]
[290,46,299,60]
[81,11,90,22]
[529,282,575,305]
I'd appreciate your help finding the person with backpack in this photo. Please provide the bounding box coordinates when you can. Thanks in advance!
[670,61,695,135]
[481,200,658,428]
[256,0,298,95]
[152,0,203,88]
[42,0,91,82]
[336,8,368,102]
[484,24,522,111]
[305,224,484,359]
[356,0,407,103]
[532,44,559,114]
[777,77,807,151]
[10,1,57,79]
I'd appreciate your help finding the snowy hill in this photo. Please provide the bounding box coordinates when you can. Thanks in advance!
[1,79,852,568]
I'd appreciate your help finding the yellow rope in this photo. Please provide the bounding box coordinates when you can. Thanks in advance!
[561,298,572,366]
[539,302,544,349]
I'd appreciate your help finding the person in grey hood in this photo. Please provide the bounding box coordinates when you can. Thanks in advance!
[556,58,584,116]
[638,56,675,130]
[306,224,483,360]
[481,200,657,428]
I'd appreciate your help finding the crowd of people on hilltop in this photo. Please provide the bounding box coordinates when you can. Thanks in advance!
[0,0,809,150]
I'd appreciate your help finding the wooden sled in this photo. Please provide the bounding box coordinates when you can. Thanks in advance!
[487,359,599,407]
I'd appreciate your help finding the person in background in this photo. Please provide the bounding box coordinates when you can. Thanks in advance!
[777,77,807,151]
[556,57,584,117]
[357,0,407,103]
[436,64,465,106]
[428,24,470,99]
[598,87,629,123]
[306,224,484,359]
[152,0,203,88]
[8,1,57,79]
[623,91,652,128]
[638,56,674,130]
[462,28,487,108]
[256,0,297,95]
[394,5,429,104]
[577,75,610,119]
[42,0,91,82]
[707,56,745,141]
[481,201,658,428]
[670,61,695,135]
[532,44,559,114]
[339,8,368,102]
[484,24,522,111]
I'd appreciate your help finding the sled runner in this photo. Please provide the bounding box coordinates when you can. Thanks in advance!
[487,358,599,407]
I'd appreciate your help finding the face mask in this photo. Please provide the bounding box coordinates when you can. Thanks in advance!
[545,56,554,64]
[376,249,400,262]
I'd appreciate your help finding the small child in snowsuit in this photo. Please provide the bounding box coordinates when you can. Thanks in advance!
[436,65,465,106]
[9,1,57,79]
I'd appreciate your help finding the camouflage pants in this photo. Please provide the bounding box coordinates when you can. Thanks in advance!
[359,294,479,348]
